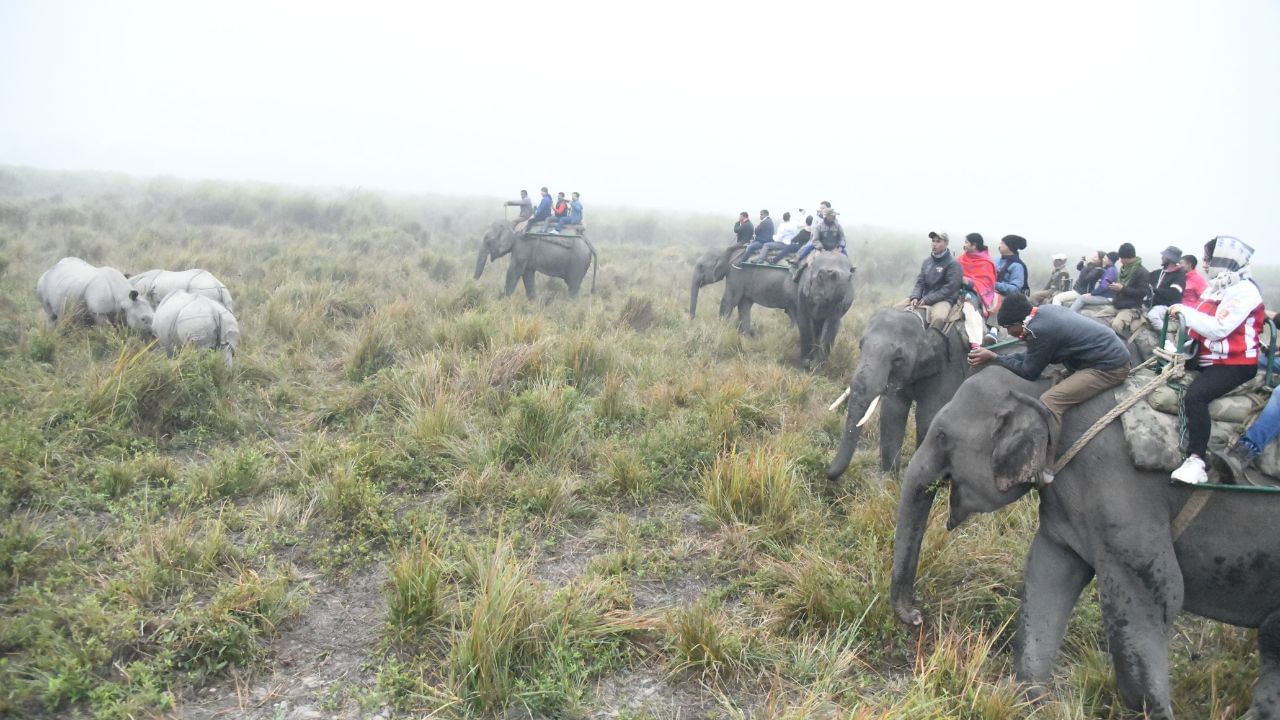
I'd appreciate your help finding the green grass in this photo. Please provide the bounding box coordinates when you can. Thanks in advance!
[0,165,1267,718]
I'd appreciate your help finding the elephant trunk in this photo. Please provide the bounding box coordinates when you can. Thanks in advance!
[689,272,703,319]
[473,246,490,280]
[890,441,945,627]
[825,362,891,480]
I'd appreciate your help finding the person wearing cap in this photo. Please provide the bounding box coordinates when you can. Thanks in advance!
[968,293,1132,428]
[1166,236,1267,484]
[1030,254,1074,306]
[1069,251,1120,313]
[505,189,534,233]
[1144,245,1187,330]
[733,211,754,245]
[898,231,963,331]
[738,209,775,264]
[1181,253,1206,307]
[994,235,1030,298]
[1108,242,1151,336]
[957,233,998,349]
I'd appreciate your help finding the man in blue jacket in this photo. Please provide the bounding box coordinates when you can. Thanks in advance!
[530,187,553,232]
[553,192,583,233]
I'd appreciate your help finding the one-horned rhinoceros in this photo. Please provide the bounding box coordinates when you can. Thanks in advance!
[153,290,240,367]
[129,268,234,312]
[36,256,155,334]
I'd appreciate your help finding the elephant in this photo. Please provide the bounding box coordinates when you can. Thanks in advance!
[826,307,969,478]
[794,250,854,365]
[130,268,234,312]
[689,246,734,318]
[717,249,796,335]
[473,222,597,300]
[36,257,155,334]
[890,366,1280,719]
[153,290,240,368]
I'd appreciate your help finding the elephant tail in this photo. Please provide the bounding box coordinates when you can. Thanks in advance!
[583,235,598,294]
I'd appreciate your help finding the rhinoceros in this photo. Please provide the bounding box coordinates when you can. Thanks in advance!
[129,269,234,312]
[153,290,240,367]
[36,257,155,334]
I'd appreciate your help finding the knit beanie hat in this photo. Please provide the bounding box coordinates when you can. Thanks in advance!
[1001,234,1027,252]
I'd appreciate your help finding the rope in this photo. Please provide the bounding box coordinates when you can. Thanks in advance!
[1050,349,1186,475]
[1171,490,1212,541]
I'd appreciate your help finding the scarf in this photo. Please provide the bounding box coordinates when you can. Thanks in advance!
[959,249,997,307]
[1116,257,1143,287]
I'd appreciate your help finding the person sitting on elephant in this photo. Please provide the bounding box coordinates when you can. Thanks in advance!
[733,211,754,245]
[552,191,583,234]
[552,192,569,219]
[1144,245,1187,331]
[739,209,776,264]
[765,215,812,263]
[968,293,1132,433]
[795,209,847,266]
[958,232,998,349]
[1109,242,1151,336]
[1030,253,1073,305]
[506,189,534,233]
[1213,373,1280,484]
[531,187,554,232]
[1054,252,1105,308]
[774,211,799,245]
[994,234,1030,298]
[897,231,964,332]
[1167,236,1267,485]
[1181,252,1206,306]
[1069,251,1119,313]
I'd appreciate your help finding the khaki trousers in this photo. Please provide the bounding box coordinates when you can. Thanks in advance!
[1111,308,1144,336]
[894,299,953,330]
[1039,365,1130,420]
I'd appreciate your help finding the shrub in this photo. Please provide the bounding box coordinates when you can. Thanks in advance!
[702,446,805,541]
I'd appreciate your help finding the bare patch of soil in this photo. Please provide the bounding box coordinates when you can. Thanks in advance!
[178,563,388,720]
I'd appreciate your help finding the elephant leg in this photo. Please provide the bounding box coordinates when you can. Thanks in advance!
[878,393,911,473]
[798,316,815,363]
[1096,550,1182,719]
[566,274,582,298]
[738,300,754,335]
[912,377,953,452]
[522,269,537,300]
[1014,533,1094,697]
[1250,608,1280,718]
[819,317,841,362]
[719,290,735,319]
[503,264,521,297]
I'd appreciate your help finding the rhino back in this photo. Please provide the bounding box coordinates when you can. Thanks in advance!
[37,257,99,316]
[83,267,137,315]
[155,292,237,350]
[147,270,233,311]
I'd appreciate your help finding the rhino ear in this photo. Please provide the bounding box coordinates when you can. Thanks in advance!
[129,289,139,301]
[991,391,1057,492]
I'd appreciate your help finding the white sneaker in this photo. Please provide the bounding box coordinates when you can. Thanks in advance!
[1170,455,1208,485]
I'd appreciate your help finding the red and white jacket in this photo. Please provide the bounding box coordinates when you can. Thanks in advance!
[1173,280,1266,367]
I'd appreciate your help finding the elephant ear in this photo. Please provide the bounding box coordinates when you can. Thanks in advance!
[991,390,1057,492]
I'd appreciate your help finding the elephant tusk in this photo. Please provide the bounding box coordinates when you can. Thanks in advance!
[856,395,881,428]
[828,387,851,412]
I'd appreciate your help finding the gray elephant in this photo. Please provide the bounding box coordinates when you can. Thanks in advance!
[473,223,597,300]
[36,257,155,334]
[689,247,733,318]
[890,366,1280,719]
[826,307,968,478]
[794,251,854,365]
[130,268,234,312]
[718,251,795,334]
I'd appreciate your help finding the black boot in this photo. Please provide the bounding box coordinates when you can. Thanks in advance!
[1209,441,1258,485]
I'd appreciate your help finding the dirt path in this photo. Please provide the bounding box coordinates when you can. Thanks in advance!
[179,563,388,720]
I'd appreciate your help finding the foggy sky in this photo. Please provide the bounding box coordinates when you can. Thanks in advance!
[1,0,1277,262]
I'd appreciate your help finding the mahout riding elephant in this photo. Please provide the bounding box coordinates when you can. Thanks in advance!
[826,307,968,478]
[473,222,597,300]
[37,257,155,334]
[794,250,854,366]
[718,249,795,334]
[689,247,734,318]
[890,366,1280,719]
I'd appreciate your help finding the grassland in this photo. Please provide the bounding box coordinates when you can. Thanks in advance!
[0,165,1266,718]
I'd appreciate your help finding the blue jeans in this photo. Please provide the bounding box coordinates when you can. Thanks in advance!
[740,240,767,262]
[1242,389,1280,456]
[531,212,552,232]
[770,243,802,261]
[555,215,580,230]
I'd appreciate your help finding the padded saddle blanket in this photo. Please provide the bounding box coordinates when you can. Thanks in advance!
[527,230,583,249]
[1117,367,1280,482]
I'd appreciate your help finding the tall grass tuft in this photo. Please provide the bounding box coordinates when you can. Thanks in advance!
[387,528,449,638]
[502,382,581,467]
[345,318,397,382]
[702,445,805,540]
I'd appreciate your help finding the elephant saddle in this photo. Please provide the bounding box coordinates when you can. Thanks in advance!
[527,232,581,250]
[1117,367,1280,484]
